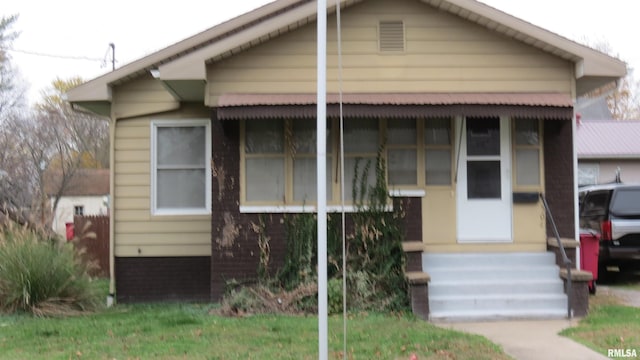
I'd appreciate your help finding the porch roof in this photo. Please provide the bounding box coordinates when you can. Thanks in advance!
[216,92,574,120]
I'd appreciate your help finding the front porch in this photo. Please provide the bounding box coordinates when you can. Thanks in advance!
[402,237,593,321]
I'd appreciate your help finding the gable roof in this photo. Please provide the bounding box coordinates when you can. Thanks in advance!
[577,121,640,159]
[44,169,110,197]
[67,0,626,113]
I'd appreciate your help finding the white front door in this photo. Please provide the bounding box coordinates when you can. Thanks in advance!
[456,117,512,242]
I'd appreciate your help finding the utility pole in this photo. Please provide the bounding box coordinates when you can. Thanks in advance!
[109,43,115,71]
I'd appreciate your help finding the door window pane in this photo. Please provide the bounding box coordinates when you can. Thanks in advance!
[426,150,452,185]
[516,149,540,185]
[388,149,417,185]
[467,161,501,199]
[467,118,500,156]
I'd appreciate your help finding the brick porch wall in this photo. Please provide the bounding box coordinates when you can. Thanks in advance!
[544,120,575,239]
[210,116,288,300]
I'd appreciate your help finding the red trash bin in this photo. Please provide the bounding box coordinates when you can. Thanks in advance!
[580,229,600,294]
[65,222,75,241]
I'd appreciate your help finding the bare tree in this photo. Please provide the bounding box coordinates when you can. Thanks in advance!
[0,15,32,225]
[31,78,109,224]
[0,76,109,229]
[608,73,640,120]
[578,38,640,120]
[0,15,26,122]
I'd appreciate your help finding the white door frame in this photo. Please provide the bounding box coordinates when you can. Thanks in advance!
[456,116,513,243]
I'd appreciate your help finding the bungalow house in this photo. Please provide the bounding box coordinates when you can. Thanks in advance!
[67,0,625,319]
[577,120,640,186]
[46,168,110,238]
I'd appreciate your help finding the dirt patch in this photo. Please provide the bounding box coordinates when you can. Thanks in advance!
[599,286,640,307]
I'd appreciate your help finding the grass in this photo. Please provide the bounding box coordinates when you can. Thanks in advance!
[561,289,640,354]
[0,303,509,360]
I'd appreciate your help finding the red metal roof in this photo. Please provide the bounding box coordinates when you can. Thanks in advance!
[218,92,573,107]
[577,120,640,159]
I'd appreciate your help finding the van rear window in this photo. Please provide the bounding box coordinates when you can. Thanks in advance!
[611,188,640,216]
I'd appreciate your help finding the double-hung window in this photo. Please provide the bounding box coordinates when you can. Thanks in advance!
[513,119,542,187]
[151,119,211,215]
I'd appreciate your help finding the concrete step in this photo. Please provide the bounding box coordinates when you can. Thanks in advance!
[425,265,560,282]
[423,252,567,321]
[423,252,556,269]
[429,293,567,313]
[429,279,564,297]
[430,308,569,322]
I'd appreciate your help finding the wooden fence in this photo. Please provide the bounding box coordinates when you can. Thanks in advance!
[73,215,109,278]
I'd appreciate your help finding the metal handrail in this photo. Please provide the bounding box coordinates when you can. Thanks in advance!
[540,193,573,319]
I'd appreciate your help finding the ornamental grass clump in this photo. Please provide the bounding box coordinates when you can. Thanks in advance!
[0,222,100,316]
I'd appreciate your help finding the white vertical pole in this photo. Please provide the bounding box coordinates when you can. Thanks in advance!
[317,0,328,359]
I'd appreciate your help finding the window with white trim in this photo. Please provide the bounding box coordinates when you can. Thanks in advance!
[151,119,211,215]
[578,163,599,186]
[74,205,84,216]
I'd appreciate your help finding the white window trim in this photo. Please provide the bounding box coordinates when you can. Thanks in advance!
[239,204,393,214]
[150,119,212,216]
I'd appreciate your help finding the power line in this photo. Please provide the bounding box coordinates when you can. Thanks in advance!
[9,48,104,62]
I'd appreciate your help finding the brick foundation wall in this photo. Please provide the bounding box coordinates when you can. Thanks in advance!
[115,257,210,303]
[397,197,422,242]
[544,120,575,238]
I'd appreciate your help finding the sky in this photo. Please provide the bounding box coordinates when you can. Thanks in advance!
[3,0,639,104]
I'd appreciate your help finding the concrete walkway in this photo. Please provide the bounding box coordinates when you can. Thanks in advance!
[436,319,609,360]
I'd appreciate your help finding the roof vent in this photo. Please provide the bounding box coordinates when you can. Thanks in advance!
[379,21,405,52]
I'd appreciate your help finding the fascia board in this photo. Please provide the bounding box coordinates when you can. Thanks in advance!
[157,1,317,81]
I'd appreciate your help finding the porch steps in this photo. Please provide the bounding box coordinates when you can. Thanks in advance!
[423,252,567,321]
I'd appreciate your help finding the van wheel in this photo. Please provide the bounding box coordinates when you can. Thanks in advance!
[589,281,596,295]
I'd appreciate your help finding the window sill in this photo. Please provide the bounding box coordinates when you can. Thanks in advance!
[388,189,426,198]
[239,204,393,213]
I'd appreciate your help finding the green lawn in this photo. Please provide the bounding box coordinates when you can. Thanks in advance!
[561,289,640,353]
[0,304,509,359]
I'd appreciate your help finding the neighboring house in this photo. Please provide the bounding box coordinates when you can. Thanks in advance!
[46,169,110,238]
[67,0,625,319]
[577,120,640,186]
